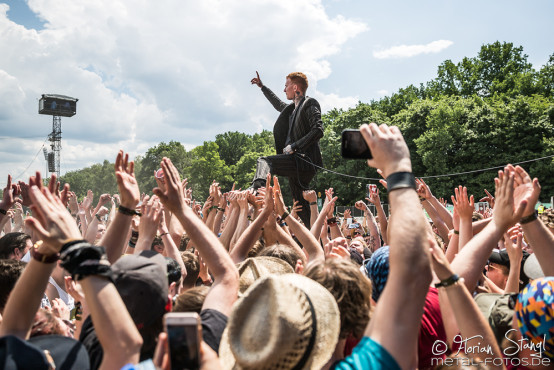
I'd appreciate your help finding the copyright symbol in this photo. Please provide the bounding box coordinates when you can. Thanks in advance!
[432,340,448,355]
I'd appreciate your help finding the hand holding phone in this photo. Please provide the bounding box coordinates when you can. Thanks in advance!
[341,129,372,159]
[164,312,202,370]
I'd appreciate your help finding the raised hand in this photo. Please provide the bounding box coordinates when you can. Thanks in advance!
[114,150,140,209]
[24,175,82,253]
[153,158,186,214]
[492,168,527,231]
[360,123,412,177]
[18,181,32,207]
[83,190,94,211]
[250,71,263,88]
[479,189,495,209]
[68,191,79,215]
[96,206,109,217]
[1,175,22,212]
[509,164,541,217]
[416,178,433,200]
[376,169,388,189]
[366,187,381,205]
[302,190,317,203]
[451,186,474,220]
[138,196,163,240]
[343,208,351,219]
[291,200,302,220]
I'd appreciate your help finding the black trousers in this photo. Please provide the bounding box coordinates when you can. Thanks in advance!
[252,153,316,227]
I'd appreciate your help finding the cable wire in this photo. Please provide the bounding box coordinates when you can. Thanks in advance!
[296,153,554,181]
[11,137,49,181]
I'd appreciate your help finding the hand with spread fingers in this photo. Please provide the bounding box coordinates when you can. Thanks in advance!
[153,158,186,215]
[114,150,140,209]
[24,174,82,253]
[492,167,527,231]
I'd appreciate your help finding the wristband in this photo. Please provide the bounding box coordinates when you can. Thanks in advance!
[280,222,287,227]
[385,172,416,192]
[435,274,460,288]
[327,217,337,226]
[0,208,6,215]
[159,232,169,237]
[30,241,59,264]
[95,214,102,221]
[210,205,218,211]
[520,212,537,225]
[118,205,141,217]
[309,202,317,206]
[281,211,290,221]
[453,230,459,235]
[217,207,225,212]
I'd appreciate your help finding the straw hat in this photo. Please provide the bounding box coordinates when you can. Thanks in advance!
[237,256,294,294]
[219,274,340,369]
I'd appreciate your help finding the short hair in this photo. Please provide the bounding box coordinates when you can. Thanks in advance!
[30,308,66,337]
[179,235,190,251]
[472,212,484,222]
[305,259,371,339]
[286,72,308,93]
[258,243,305,270]
[151,236,164,250]
[0,259,26,312]
[173,286,209,314]
[180,251,199,288]
[0,232,31,259]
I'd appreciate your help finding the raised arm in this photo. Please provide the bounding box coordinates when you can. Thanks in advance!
[230,175,273,264]
[510,165,554,276]
[366,188,388,245]
[451,186,474,250]
[430,239,504,369]
[355,200,381,251]
[273,176,324,265]
[450,168,527,293]
[154,158,239,316]
[359,123,432,370]
[303,190,319,228]
[101,150,141,263]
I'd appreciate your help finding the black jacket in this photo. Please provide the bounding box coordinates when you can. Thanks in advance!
[261,85,324,169]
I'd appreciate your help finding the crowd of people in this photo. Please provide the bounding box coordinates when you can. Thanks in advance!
[0,123,552,370]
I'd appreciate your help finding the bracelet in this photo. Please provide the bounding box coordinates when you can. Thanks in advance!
[217,207,225,212]
[309,202,317,206]
[118,205,141,217]
[281,211,290,221]
[210,205,218,211]
[159,232,169,237]
[520,212,537,225]
[0,208,6,215]
[385,172,416,192]
[435,274,460,288]
[327,217,337,225]
[453,230,459,235]
[30,241,59,264]
[280,222,287,227]
[95,214,102,221]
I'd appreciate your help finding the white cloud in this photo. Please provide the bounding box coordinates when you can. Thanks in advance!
[0,0,367,180]
[377,89,389,96]
[373,40,453,59]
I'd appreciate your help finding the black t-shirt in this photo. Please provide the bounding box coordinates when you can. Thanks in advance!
[79,309,228,369]
[200,309,228,353]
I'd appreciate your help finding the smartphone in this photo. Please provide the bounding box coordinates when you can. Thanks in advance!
[164,312,202,370]
[341,129,372,159]
[348,222,361,229]
[367,184,377,198]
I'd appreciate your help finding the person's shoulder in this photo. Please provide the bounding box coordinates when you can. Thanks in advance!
[303,97,321,110]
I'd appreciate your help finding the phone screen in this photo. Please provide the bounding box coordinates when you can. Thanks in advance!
[167,323,200,370]
[341,129,372,159]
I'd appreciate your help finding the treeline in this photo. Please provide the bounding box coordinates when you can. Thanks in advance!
[61,42,554,205]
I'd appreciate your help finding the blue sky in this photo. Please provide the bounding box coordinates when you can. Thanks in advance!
[0,0,552,184]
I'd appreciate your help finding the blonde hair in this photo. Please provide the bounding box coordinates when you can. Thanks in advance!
[286,72,308,93]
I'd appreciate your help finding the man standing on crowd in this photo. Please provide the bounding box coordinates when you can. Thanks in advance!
[250,71,324,226]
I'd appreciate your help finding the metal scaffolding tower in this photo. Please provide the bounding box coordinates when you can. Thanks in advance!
[39,94,78,177]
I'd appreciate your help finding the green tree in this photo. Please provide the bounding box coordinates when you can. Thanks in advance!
[135,141,190,194]
[187,142,233,200]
